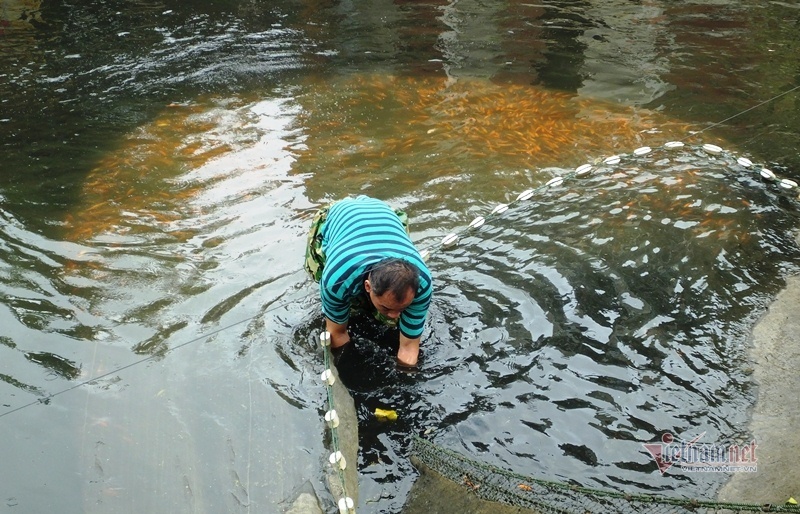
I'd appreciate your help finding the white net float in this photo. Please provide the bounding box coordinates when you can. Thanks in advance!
[760,168,776,181]
[737,157,754,168]
[418,249,430,261]
[320,331,331,347]
[338,497,355,514]
[468,216,485,229]
[321,369,336,386]
[575,164,593,176]
[702,143,723,155]
[780,178,797,190]
[633,146,652,156]
[516,189,535,201]
[441,233,459,247]
[604,155,621,165]
[664,141,684,149]
[491,203,509,215]
[329,451,347,470]
[325,409,340,429]
[546,176,564,188]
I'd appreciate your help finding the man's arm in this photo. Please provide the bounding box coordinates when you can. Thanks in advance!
[397,333,420,367]
[325,318,350,348]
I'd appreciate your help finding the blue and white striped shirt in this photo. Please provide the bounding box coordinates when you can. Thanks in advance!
[319,196,432,339]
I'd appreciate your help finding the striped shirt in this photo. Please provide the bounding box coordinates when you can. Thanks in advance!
[319,196,432,339]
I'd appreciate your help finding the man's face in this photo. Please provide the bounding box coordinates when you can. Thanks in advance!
[364,280,414,320]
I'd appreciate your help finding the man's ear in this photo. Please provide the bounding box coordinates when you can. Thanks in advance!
[364,279,372,294]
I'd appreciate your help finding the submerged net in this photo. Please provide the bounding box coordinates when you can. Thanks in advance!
[411,436,800,514]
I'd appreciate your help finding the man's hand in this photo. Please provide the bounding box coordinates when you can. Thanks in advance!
[397,334,420,367]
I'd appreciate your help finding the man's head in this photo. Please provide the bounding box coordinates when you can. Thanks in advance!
[365,258,420,320]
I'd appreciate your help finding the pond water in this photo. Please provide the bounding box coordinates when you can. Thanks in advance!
[1,0,799,513]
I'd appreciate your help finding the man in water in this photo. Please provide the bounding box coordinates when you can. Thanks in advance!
[304,195,432,367]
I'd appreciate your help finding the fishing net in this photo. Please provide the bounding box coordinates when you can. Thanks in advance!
[411,436,800,514]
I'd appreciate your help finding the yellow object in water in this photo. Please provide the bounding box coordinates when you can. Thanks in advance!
[374,408,398,422]
[787,498,797,505]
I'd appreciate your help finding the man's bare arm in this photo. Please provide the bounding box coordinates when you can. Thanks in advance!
[325,318,350,348]
[397,334,420,367]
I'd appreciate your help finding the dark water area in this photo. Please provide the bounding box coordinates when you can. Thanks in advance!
[1,0,800,513]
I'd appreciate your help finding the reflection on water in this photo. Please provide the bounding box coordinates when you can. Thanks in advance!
[58,92,311,355]
[1,0,800,513]
[64,96,262,243]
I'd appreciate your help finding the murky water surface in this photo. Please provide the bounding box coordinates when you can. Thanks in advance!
[1,1,799,512]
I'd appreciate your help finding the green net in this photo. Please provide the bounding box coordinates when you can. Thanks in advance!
[411,436,800,514]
